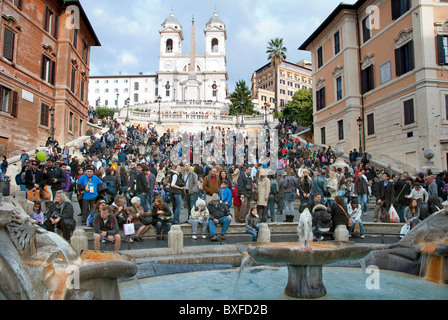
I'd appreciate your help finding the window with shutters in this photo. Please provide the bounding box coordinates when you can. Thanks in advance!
[336,76,343,101]
[40,103,50,127]
[395,40,414,76]
[73,28,78,49]
[80,80,85,102]
[403,99,415,126]
[316,87,326,111]
[3,27,15,62]
[334,31,340,55]
[0,86,18,117]
[338,120,344,140]
[367,113,375,135]
[0,87,10,113]
[9,0,22,9]
[317,46,323,68]
[320,127,326,145]
[445,94,448,121]
[361,65,374,94]
[437,35,448,65]
[391,0,411,20]
[69,112,73,132]
[41,55,55,85]
[82,40,88,61]
[362,16,371,43]
[44,6,59,39]
[71,68,76,93]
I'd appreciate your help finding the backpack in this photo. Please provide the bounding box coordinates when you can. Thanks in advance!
[15,173,22,185]
[270,179,279,194]
[106,179,116,195]
[320,209,332,224]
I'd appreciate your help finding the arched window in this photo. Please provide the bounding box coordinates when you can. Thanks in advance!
[211,38,219,52]
[166,39,173,53]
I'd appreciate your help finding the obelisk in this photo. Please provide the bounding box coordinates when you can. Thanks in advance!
[185,15,200,100]
[189,15,196,73]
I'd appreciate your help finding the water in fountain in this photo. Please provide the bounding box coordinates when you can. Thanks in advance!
[44,231,82,267]
[233,254,253,296]
[133,275,145,299]
[297,208,313,248]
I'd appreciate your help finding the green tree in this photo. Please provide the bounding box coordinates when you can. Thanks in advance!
[282,88,313,128]
[95,107,116,119]
[229,80,255,115]
[266,37,287,119]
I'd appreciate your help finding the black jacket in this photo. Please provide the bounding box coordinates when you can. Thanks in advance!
[43,166,66,191]
[237,172,252,197]
[207,201,231,220]
[25,169,45,190]
[93,212,119,236]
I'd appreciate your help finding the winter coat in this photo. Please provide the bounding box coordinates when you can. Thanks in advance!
[256,177,271,206]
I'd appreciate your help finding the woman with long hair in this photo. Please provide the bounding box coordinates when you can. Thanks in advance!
[152,195,173,240]
[245,207,260,242]
[404,198,420,230]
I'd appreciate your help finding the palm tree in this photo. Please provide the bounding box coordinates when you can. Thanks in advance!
[266,38,287,119]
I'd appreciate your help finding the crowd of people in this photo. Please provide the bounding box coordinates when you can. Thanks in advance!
[13,117,447,251]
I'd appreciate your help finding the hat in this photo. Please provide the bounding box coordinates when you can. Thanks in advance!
[85,167,95,171]
[211,193,220,201]
[259,169,267,176]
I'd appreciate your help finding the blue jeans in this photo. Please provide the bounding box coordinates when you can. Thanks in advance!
[246,224,259,242]
[155,221,172,235]
[172,193,183,223]
[208,216,231,235]
[348,218,365,237]
[137,193,151,212]
[358,194,368,214]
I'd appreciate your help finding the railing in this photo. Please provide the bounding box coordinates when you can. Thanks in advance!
[120,110,274,126]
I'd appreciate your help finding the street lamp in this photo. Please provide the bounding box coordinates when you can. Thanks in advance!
[125,97,130,123]
[49,106,55,145]
[357,116,363,156]
[264,102,268,126]
[115,93,120,116]
[157,95,162,124]
[240,98,245,127]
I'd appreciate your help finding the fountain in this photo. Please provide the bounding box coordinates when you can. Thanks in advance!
[236,209,372,298]
[0,196,137,300]
[412,235,448,284]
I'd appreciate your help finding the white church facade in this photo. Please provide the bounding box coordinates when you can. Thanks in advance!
[89,11,229,109]
[88,10,273,133]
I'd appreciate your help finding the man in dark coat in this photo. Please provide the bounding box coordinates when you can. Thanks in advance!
[237,166,253,223]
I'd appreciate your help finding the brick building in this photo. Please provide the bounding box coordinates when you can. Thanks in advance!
[299,0,448,170]
[0,0,100,157]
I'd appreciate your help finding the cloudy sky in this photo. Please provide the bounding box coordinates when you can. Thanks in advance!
[82,0,357,92]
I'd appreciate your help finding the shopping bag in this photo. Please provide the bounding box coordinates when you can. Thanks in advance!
[389,204,400,223]
[42,185,52,200]
[27,189,40,202]
[400,224,410,238]
[123,222,135,236]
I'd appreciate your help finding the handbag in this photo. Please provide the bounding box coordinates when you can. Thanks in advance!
[139,215,153,225]
[337,204,353,227]
[42,185,52,200]
[123,221,135,236]
[27,189,40,202]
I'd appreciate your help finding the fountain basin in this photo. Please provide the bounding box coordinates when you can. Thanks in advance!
[237,241,372,266]
[237,241,372,299]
